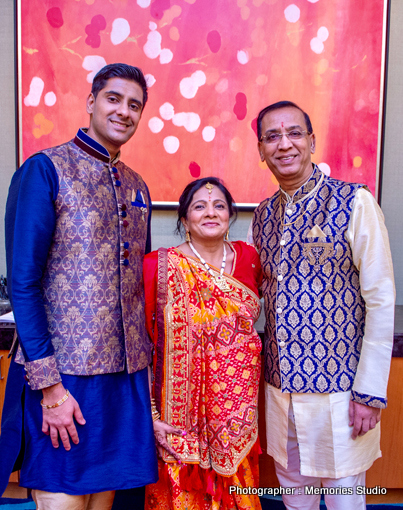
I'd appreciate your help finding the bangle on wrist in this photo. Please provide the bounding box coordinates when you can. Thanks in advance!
[151,396,160,422]
[41,390,70,409]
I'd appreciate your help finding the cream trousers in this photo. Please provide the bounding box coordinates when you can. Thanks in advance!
[274,402,366,510]
[32,489,115,510]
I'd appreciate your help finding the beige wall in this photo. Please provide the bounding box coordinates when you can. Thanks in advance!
[0,0,16,277]
[380,0,403,304]
[0,0,401,303]
[151,209,253,250]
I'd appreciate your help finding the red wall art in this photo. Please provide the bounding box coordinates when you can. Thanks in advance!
[18,0,388,204]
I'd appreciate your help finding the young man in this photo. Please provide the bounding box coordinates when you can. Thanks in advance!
[252,101,395,510]
[1,63,157,509]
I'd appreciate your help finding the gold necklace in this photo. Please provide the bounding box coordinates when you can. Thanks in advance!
[279,173,324,228]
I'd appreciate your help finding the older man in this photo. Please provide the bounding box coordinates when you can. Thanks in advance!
[251,101,395,510]
[1,63,157,509]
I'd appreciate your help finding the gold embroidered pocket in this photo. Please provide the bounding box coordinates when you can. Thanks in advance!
[303,236,334,267]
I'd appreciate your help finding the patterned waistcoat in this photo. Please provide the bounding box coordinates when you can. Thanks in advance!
[36,132,152,375]
[253,167,367,394]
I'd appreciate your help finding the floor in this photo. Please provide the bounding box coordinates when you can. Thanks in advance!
[3,482,403,505]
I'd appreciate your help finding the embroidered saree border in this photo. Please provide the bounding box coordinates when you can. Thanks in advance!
[159,248,261,476]
[155,247,168,413]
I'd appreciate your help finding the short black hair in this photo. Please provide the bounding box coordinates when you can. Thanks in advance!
[91,63,148,108]
[257,101,313,140]
[176,177,237,237]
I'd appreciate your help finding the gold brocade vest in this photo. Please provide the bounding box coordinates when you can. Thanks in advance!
[30,138,152,375]
[253,167,368,394]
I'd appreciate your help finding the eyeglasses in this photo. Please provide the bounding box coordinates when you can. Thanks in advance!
[260,130,309,144]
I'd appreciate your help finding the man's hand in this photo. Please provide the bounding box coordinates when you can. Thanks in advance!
[41,383,86,450]
[153,419,185,463]
[348,400,381,440]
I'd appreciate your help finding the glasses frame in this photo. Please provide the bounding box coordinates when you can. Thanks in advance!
[260,130,310,144]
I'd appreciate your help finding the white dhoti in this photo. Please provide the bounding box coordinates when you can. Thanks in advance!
[265,383,381,509]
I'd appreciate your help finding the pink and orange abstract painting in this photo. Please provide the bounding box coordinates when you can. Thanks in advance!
[18,0,387,204]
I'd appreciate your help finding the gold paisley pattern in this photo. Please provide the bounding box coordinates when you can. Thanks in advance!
[25,354,61,390]
[22,140,154,383]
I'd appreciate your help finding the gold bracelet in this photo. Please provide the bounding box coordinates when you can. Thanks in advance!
[152,411,161,422]
[40,390,70,409]
[151,397,160,421]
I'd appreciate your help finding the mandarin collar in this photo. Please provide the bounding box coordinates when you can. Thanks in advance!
[280,164,323,203]
[73,128,120,165]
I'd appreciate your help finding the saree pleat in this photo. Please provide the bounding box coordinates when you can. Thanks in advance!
[146,442,261,510]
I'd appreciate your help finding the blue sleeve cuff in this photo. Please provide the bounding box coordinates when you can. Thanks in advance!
[350,390,387,409]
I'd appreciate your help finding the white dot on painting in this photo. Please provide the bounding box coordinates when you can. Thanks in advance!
[159,48,173,64]
[163,136,180,154]
[82,56,107,83]
[149,22,157,30]
[179,71,206,99]
[237,50,249,65]
[310,37,324,54]
[185,113,201,132]
[111,18,130,45]
[44,91,56,106]
[145,74,156,87]
[307,0,319,3]
[317,26,329,42]
[180,77,197,99]
[284,4,300,23]
[193,70,206,87]
[215,78,228,94]
[202,126,215,142]
[159,102,175,120]
[143,30,162,59]
[24,77,44,107]
[148,117,164,133]
[173,112,201,132]
[318,162,331,176]
[137,0,151,7]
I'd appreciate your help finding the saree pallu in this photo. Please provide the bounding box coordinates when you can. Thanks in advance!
[145,244,262,510]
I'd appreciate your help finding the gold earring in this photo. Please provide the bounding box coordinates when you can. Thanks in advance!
[224,230,229,241]
[185,231,191,242]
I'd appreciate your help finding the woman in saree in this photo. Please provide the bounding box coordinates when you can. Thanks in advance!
[144,177,263,510]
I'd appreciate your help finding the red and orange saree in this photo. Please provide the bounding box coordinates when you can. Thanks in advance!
[144,241,263,510]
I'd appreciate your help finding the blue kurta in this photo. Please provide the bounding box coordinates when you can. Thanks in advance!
[1,130,157,495]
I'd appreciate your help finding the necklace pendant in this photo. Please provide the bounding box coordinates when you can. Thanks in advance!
[215,276,231,292]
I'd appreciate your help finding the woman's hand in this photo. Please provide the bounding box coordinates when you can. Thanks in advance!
[153,419,186,463]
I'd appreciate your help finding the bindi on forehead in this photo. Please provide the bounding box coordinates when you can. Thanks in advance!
[281,122,284,127]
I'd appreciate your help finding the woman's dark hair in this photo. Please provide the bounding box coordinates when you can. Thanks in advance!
[176,177,237,237]
[91,63,148,108]
[257,100,313,140]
